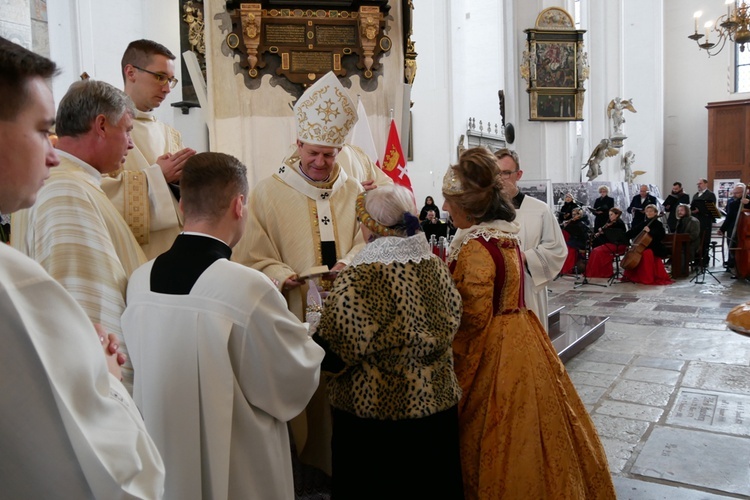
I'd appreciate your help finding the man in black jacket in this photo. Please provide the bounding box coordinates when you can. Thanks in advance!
[627,185,657,227]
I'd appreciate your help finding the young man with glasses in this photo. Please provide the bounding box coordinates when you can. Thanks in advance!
[102,39,196,259]
[494,148,567,332]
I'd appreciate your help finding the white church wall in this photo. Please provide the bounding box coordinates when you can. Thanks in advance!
[663,0,745,194]
[410,0,505,210]
[46,0,208,153]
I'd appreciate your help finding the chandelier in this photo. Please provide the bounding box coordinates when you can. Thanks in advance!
[688,1,750,57]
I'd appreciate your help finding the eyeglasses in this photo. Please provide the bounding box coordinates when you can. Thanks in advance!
[499,169,518,178]
[132,65,178,89]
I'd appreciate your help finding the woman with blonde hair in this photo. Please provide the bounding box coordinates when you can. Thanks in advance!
[443,147,614,499]
[316,184,464,499]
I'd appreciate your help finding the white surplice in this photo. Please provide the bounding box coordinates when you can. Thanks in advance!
[122,259,324,500]
[0,244,164,499]
[515,195,567,331]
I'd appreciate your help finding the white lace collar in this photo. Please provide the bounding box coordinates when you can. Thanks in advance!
[351,234,434,267]
[447,220,520,263]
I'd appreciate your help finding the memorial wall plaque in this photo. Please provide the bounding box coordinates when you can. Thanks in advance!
[224,1,391,87]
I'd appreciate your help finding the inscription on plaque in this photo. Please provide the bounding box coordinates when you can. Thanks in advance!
[668,389,749,436]
[264,24,306,45]
[315,25,357,46]
[291,51,332,73]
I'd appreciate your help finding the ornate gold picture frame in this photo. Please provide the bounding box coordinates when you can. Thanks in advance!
[520,8,589,122]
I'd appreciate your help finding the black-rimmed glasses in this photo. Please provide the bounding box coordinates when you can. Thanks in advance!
[133,65,178,89]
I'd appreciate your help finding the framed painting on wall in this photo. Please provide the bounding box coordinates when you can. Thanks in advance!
[520,7,589,122]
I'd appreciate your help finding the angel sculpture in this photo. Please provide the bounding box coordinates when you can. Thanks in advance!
[621,150,636,183]
[607,97,637,137]
[583,138,618,181]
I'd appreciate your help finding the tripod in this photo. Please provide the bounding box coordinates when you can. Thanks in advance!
[690,231,720,284]
[574,244,607,289]
[690,262,721,284]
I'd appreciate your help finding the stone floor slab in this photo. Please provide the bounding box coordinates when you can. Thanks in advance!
[563,359,625,377]
[609,380,675,407]
[613,476,736,500]
[632,356,685,371]
[591,414,650,444]
[595,400,664,422]
[668,389,750,437]
[569,370,619,389]
[683,362,750,395]
[653,304,700,314]
[631,426,750,496]
[622,366,681,386]
[575,348,634,365]
[574,383,608,406]
[599,437,636,474]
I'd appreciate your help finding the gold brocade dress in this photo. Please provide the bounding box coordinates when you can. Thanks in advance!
[448,223,615,500]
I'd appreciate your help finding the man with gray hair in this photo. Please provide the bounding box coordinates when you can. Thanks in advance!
[12,79,146,389]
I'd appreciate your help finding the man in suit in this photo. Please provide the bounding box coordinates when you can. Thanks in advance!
[691,177,717,267]
[627,184,657,227]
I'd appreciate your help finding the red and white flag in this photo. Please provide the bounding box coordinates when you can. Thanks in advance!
[349,99,380,166]
[381,119,413,192]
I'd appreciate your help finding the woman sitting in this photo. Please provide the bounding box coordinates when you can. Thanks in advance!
[622,204,673,285]
[586,208,628,278]
[560,207,590,274]
[316,185,464,499]
[558,192,579,224]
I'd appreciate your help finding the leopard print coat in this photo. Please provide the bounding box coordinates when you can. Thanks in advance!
[318,236,462,420]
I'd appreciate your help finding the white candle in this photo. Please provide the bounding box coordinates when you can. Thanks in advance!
[727,0,734,18]
[694,11,703,33]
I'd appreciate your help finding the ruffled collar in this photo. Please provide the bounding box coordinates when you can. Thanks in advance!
[351,234,434,267]
[447,220,520,263]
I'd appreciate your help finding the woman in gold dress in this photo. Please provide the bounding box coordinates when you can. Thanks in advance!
[442,147,615,500]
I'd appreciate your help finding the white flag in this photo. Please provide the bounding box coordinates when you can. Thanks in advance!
[348,99,380,165]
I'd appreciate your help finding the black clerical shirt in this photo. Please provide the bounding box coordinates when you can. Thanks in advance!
[150,233,232,294]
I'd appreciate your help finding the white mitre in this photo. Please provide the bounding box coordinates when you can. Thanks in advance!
[294,71,357,148]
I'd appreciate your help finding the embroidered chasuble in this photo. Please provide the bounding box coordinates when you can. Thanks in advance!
[123,234,323,500]
[101,109,184,259]
[235,157,365,321]
[11,153,147,389]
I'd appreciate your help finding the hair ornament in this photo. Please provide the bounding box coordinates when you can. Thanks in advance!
[442,167,465,196]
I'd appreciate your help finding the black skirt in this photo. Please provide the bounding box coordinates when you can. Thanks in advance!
[331,405,464,500]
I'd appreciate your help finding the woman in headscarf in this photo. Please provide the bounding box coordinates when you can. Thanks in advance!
[315,184,464,499]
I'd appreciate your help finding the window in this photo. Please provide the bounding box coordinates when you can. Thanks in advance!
[736,44,750,93]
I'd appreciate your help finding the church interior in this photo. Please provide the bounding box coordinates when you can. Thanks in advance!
[3,0,750,498]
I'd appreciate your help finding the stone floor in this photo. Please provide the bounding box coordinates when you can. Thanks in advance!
[551,264,750,499]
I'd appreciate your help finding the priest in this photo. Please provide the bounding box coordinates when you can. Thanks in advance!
[122,152,323,499]
[235,71,365,321]
[494,148,567,332]
[234,71,366,477]
[11,79,147,389]
[102,39,196,259]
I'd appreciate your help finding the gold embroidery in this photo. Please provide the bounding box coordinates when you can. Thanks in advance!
[123,171,149,244]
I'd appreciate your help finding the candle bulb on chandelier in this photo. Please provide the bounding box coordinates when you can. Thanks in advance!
[694,11,702,33]
[727,0,733,18]
[705,20,713,40]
